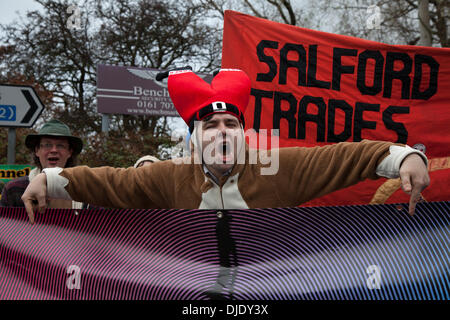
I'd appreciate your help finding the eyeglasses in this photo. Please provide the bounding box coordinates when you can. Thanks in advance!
[39,143,70,151]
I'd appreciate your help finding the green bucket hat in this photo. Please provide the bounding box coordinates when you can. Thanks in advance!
[25,119,83,155]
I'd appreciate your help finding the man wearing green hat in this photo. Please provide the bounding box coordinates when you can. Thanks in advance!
[0,119,84,209]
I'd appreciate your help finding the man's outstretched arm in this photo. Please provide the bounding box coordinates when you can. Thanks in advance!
[22,164,171,224]
[276,140,429,214]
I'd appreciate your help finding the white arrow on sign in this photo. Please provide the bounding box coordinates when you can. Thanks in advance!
[0,84,45,127]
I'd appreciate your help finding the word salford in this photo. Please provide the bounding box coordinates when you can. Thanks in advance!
[256,40,438,100]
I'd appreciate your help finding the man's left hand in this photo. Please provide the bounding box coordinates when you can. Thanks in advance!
[399,153,430,216]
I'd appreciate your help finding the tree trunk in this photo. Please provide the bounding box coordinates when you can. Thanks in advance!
[418,0,432,46]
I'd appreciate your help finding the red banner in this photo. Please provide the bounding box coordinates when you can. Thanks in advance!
[222,10,450,206]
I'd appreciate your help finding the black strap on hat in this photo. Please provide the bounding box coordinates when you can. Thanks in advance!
[188,102,245,134]
[155,66,193,81]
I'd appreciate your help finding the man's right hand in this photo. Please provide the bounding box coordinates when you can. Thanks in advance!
[21,172,48,224]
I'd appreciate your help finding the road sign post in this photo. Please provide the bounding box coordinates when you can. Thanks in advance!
[7,128,16,164]
[0,84,45,164]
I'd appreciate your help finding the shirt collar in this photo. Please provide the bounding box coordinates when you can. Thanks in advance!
[202,164,233,185]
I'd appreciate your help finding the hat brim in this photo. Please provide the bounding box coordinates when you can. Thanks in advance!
[25,134,83,155]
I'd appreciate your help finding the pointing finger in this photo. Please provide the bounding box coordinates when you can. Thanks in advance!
[24,199,36,225]
[408,187,421,216]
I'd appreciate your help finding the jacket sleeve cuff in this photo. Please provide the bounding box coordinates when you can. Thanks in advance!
[42,167,72,200]
[376,145,428,178]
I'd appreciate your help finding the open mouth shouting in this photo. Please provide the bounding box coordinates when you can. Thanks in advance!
[218,140,234,164]
[47,156,61,167]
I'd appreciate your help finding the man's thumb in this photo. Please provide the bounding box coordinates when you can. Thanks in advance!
[401,173,412,193]
[38,197,47,213]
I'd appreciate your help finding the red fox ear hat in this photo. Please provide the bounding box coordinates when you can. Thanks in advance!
[168,69,251,132]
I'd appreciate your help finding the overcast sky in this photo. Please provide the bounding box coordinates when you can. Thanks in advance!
[0,0,43,25]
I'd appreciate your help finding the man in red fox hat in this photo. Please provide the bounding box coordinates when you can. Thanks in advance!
[22,69,429,224]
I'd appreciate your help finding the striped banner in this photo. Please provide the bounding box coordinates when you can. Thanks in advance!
[0,202,449,300]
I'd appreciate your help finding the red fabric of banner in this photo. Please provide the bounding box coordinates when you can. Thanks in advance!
[222,10,450,206]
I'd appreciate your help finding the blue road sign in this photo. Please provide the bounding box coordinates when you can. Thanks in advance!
[0,105,17,121]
